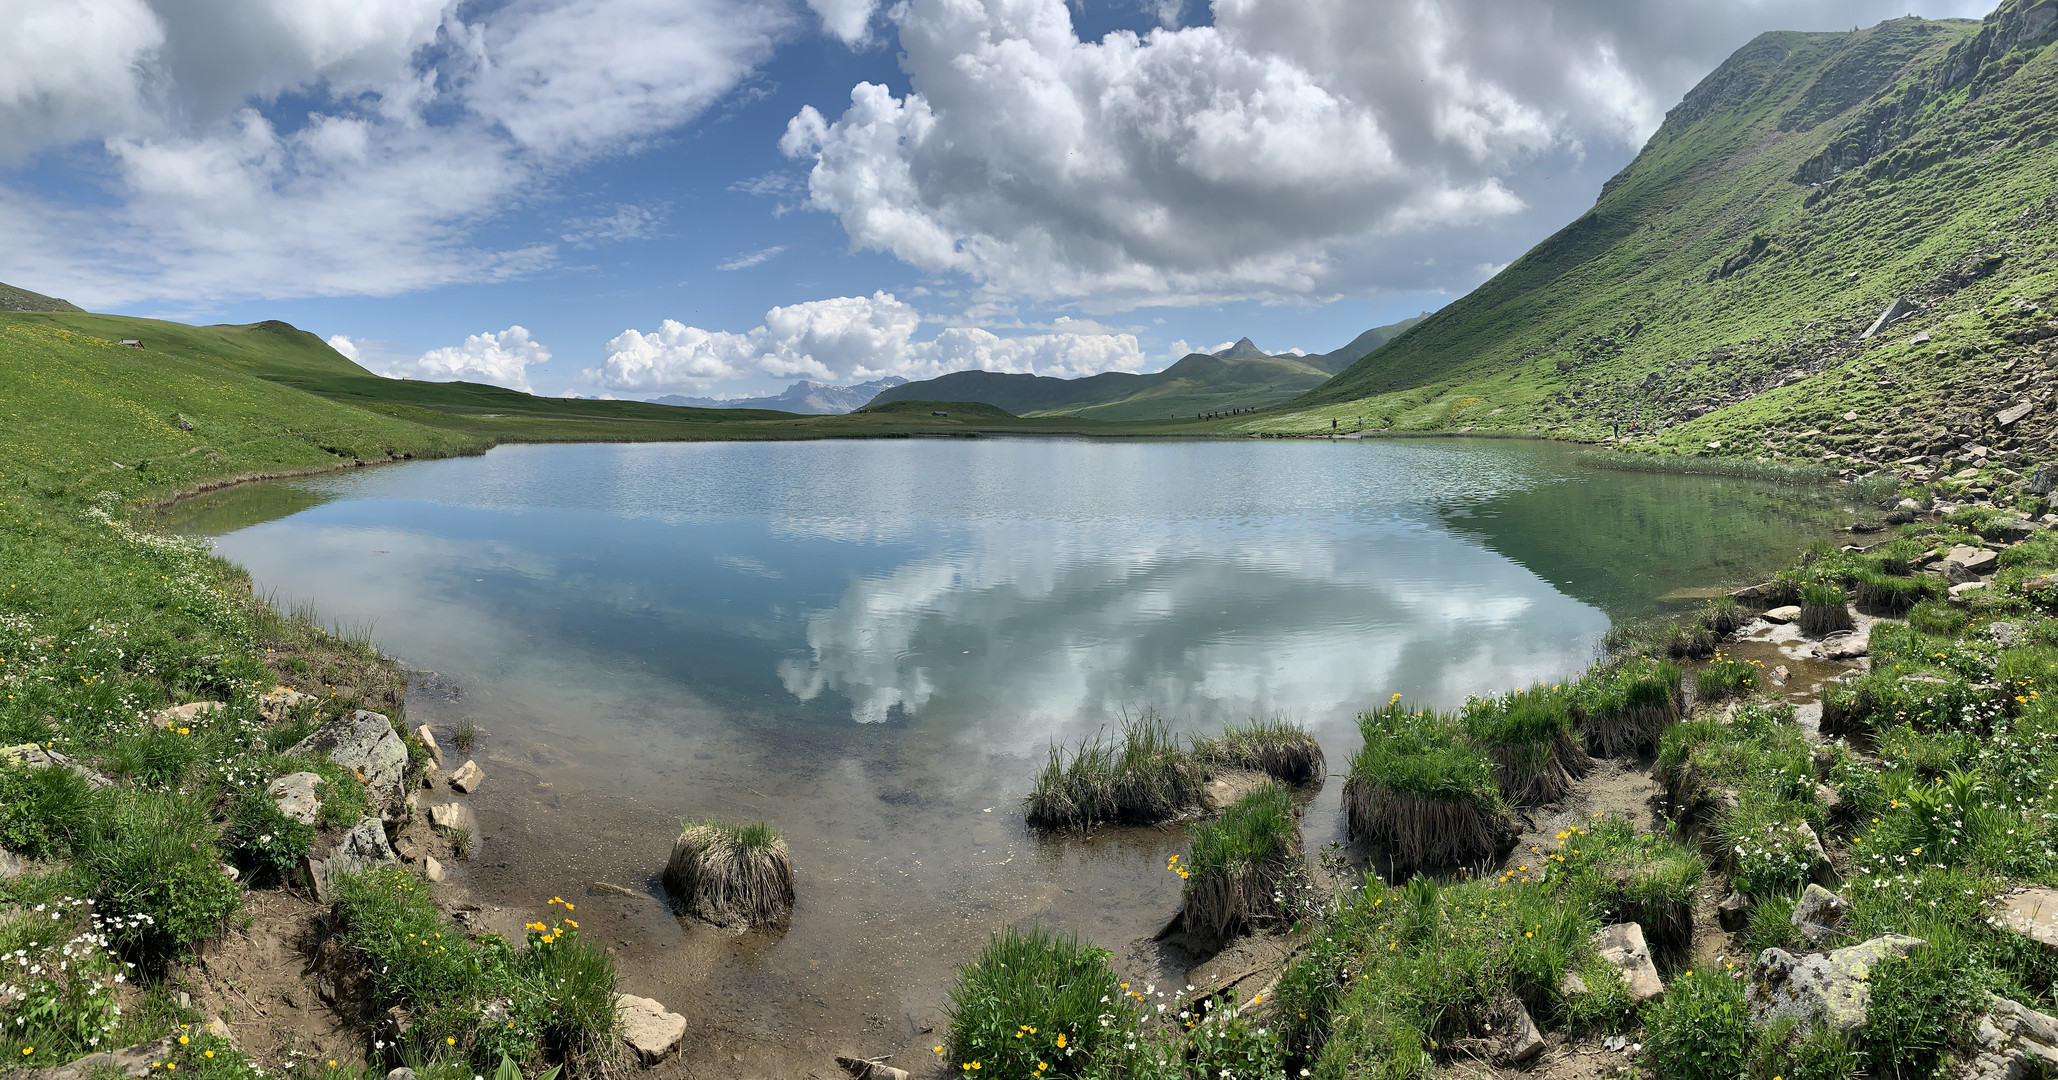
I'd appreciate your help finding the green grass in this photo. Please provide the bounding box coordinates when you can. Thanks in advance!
[1176,782,1302,946]
[1553,815,1706,950]
[1343,701,1513,872]
[1461,685,1591,805]
[1694,652,1762,702]
[1024,713,1208,829]
[1798,580,1855,636]
[1571,656,1683,756]
[1190,717,1325,784]
[1236,9,2058,480]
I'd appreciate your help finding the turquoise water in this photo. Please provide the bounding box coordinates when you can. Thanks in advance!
[173,437,1856,1067]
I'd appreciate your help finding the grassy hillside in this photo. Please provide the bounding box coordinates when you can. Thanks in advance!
[867,317,1430,420]
[0,281,82,313]
[1254,3,2058,478]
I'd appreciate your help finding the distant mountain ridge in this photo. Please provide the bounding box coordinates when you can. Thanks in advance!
[650,376,909,414]
[864,316,1425,420]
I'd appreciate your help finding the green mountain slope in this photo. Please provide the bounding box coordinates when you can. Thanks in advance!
[868,316,1423,419]
[1261,3,2058,476]
[0,281,83,312]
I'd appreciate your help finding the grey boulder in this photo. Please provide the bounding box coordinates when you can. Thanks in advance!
[1747,934,1925,1033]
[289,711,408,807]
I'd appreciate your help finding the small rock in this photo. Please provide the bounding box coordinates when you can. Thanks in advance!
[1748,934,1925,1033]
[289,711,409,807]
[2034,464,2058,497]
[1791,884,1851,946]
[1202,768,1270,812]
[0,742,112,787]
[386,1070,417,1080]
[1764,605,1802,624]
[424,856,445,883]
[1951,581,1990,601]
[258,686,315,723]
[1967,993,2058,1079]
[309,816,398,902]
[1819,631,1870,661]
[44,1036,173,1080]
[836,1057,913,1080]
[267,772,323,826]
[1993,887,2058,951]
[1594,923,1664,1003]
[1899,497,1923,511]
[616,993,687,1065]
[1770,664,1790,686]
[206,1017,233,1045]
[1495,995,1545,1065]
[428,801,477,835]
[1991,622,2024,648]
[589,881,643,898]
[414,725,443,767]
[1602,1034,1629,1052]
[1998,401,2036,428]
[150,701,224,729]
[449,759,485,794]
[1988,517,2038,542]
[0,849,22,881]
[1559,971,1589,997]
[1717,890,1753,932]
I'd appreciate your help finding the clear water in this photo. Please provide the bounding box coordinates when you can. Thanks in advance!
[171,437,1857,1069]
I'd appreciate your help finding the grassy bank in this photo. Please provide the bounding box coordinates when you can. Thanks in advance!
[947,509,2058,1077]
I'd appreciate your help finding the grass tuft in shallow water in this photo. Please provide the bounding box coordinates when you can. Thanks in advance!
[1192,717,1325,784]
[1025,713,1207,830]
[663,820,795,927]
[1344,700,1513,873]
[1173,781,1303,948]
[1572,657,1683,757]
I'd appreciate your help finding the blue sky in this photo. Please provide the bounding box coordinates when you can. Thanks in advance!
[0,0,1992,399]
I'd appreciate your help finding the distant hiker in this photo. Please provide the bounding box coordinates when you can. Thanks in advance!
[1331,418,1338,430]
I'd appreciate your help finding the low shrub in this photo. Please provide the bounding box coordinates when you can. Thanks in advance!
[1192,717,1325,784]
[1571,657,1682,756]
[662,820,795,927]
[1462,686,1589,805]
[1174,781,1302,948]
[75,788,240,963]
[1025,714,1207,829]
[0,762,92,858]
[1642,968,1754,1080]
[1694,652,1759,703]
[222,789,315,883]
[1746,1019,1863,1080]
[1344,701,1513,872]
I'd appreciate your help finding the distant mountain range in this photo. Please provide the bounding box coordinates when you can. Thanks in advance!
[650,376,909,414]
[861,316,1425,421]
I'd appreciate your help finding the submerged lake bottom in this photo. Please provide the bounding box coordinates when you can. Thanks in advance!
[171,437,1862,1075]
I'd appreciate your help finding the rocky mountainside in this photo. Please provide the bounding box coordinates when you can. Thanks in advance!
[1271,0,2058,482]
[649,376,908,414]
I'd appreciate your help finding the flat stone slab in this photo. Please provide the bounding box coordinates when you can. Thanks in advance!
[41,1037,173,1080]
[0,743,112,787]
[1763,605,1801,624]
[1993,887,2058,949]
[1748,934,1924,1033]
[414,725,443,767]
[258,686,315,722]
[616,994,686,1065]
[267,771,323,826]
[1202,768,1270,812]
[428,801,477,835]
[309,816,397,903]
[289,711,408,807]
[1594,923,1664,1003]
[151,701,224,729]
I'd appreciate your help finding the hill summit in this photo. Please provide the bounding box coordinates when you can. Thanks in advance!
[0,281,83,313]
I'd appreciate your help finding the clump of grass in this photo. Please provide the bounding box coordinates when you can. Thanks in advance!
[1025,713,1207,829]
[1462,686,1590,805]
[1854,568,1937,616]
[1695,652,1760,703]
[944,928,1132,1076]
[453,717,477,753]
[1192,717,1324,784]
[76,788,241,964]
[1344,701,1513,873]
[0,761,92,859]
[1905,598,1967,635]
[1572,657,1683,756]
[1173,782,1302,949]
[1798,581,1854,637]
[1642,969,1754,1080]
[662,820,794,927]
[1656,701,1818,841]
[1554,815,1704,950]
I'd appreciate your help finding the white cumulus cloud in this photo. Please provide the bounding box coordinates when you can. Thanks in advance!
[805,0,880,45]
[587,291,1147,393]
[379,325,552,391]
[783,0,1997,307]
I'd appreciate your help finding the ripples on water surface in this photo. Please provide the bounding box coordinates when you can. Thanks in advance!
[172,438,1857,1070]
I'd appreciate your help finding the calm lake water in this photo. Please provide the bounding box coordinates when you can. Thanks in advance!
[171,438,1857,1073]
